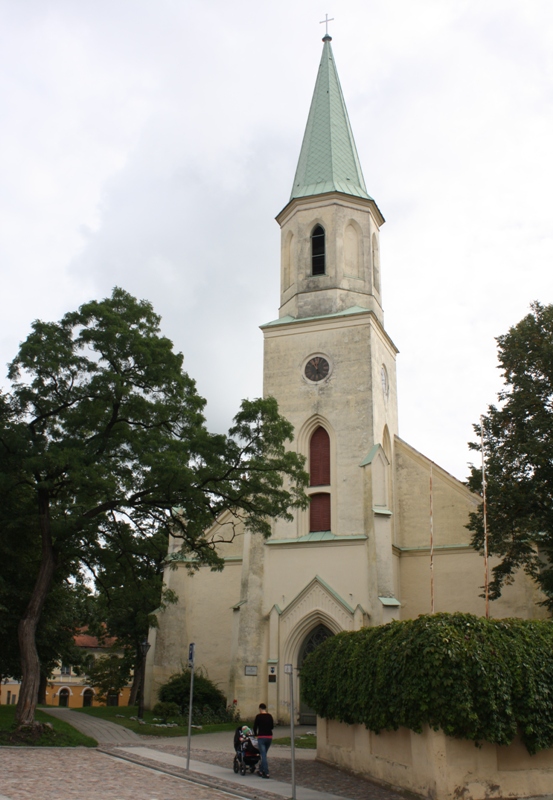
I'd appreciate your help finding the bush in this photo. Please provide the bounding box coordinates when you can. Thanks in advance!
[300,613,553,754]
[152,702,181,722]
[158,669,227,715]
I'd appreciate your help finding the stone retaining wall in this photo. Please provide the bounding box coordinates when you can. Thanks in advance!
[316,717,553,799]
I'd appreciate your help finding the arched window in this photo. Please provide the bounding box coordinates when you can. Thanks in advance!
[83,689,94,708]
[310,493,331,532]
[372,232,381,293]
[311,225,325,275]
[59,688,70,707]
[310,426,330,486]
[309,426,331,532]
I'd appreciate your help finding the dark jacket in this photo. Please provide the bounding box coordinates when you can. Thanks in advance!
[253,712,274,737]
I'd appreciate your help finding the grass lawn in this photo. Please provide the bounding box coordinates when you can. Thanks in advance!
[273,734,317,749]
[75,705,239,737]
[0,705,97,747]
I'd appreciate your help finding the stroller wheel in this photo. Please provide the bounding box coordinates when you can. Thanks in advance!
[240,765,247,775]
[233,757,239,774]
[249,765,256,773]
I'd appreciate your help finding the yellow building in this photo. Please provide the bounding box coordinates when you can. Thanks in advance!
[1,631,132,708]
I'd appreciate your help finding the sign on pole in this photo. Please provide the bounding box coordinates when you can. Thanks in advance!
[186,643,195,770]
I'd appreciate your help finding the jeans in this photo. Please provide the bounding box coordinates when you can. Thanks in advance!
[257,736,272,775]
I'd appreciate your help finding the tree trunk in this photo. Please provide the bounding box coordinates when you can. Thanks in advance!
[38,672,48,705]
[16,489,57,727]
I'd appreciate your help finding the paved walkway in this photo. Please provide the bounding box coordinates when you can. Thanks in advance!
[41,707,142,744]
[0,712,407,800]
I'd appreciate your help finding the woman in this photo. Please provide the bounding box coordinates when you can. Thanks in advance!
[253,702,274,778]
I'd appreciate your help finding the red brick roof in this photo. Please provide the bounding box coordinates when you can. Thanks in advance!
[75,628,117,648]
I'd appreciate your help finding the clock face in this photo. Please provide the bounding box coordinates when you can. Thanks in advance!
[305,356,330,382]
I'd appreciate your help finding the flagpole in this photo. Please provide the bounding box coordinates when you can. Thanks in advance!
[481,417,489,618]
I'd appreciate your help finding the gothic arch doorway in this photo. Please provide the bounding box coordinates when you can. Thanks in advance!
[298,623,334,724]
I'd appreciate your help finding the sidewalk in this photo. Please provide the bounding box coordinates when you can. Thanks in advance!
[113,744,343,800]
[16,712,406,800]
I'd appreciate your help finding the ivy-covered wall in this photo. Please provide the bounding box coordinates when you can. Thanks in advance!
[300,613,553,754]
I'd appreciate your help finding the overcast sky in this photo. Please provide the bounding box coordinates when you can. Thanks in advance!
[1,0,552,481]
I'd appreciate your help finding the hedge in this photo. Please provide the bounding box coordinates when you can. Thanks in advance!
[157,669,240,724]
[300,613,553,754]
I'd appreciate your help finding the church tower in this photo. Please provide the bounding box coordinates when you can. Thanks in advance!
[263,33,399,549]
[229,34,401,717]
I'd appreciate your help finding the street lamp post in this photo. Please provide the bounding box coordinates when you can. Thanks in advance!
[138,638,151,719]
[284,664,296,800]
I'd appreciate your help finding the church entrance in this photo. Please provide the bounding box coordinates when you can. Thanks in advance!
[297,623,334,725]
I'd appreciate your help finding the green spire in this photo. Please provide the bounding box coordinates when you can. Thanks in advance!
[290,35,371,201]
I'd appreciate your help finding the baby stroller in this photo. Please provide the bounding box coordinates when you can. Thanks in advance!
[233,725,260,775]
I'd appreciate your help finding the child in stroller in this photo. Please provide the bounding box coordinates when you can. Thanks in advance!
[233,725,260,775]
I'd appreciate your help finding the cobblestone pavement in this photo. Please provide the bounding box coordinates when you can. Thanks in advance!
[0,748,253,800]
[125,743,408,800]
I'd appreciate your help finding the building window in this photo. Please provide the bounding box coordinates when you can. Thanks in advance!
[107,693,119,707]
[83,689,94,708]
[59,688,70,707]
[60,665,71,676]
[311,225,325,275]
[310,493,331,532]
[310,426,330,486]
[309,426,331,532]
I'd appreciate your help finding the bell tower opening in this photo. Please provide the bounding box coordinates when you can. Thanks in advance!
[311,225,326,275]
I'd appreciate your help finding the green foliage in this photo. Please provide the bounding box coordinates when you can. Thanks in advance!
[152,701,181,721]
[82,652,132,702]
[467,302,553,606]
[76,704,238,736]
[158,669,227,715]
[300,613,553,754]
[273,734,317,749]
[0,287,308,723]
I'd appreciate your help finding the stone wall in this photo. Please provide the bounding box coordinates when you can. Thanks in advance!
[317,718,553,799]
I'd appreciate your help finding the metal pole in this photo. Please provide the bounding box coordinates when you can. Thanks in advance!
[430,463,434,614]
[186,643,195,771]
[481,417,489,618]
[138,639,150,720]
[285,664,296,800]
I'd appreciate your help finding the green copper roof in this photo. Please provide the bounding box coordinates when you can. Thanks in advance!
[291,36,371,202]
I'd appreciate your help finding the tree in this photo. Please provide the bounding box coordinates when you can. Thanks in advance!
[84,524,177,705]
[82,652,133,704]
[0,484,89,695]
[467,301,553,607]
[0,287,308,727]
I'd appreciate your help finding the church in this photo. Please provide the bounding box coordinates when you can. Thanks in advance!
[145,34,545,723]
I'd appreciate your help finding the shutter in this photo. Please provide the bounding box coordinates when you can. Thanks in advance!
[310,493,331,532]
[310,426,330,486]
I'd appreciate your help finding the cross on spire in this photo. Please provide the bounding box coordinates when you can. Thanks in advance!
[319,14,334,38]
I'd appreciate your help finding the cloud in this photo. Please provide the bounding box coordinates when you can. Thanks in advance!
[1,0,552,481]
